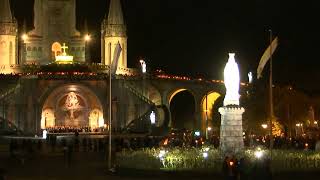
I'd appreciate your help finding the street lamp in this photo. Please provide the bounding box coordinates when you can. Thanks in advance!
[84,34,91,42]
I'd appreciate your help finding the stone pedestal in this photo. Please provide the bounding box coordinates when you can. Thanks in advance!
[219,105,245,154]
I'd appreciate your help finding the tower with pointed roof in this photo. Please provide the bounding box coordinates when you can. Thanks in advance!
[0,0,18,74]
[26,0,85,64]
[101,0,127,72]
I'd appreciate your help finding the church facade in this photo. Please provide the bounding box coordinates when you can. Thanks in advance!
[0,0,226,136]
[0,0,128,73]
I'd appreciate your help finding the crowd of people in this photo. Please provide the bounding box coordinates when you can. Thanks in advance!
[46,126,107,134]
[243,134,320,151]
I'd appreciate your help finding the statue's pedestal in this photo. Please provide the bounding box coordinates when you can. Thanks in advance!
[219,105,245,154]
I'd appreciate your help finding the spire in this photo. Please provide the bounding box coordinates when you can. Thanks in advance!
[107,0,124,25]
[0,0,13,23]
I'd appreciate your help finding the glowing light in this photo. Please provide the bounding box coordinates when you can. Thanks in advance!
[254,148,263,159]
[98,117,104,127]
[158,150,166,159]
[314,121,318,125]
[207,127,212,131]
[150,111,156,124]
[261,124,268,129]
[139,59,147,73]
[223,53,240,106]
[55,43,73,64]
[163,138,168,145]
[22,34,28,41]
[84,34,91,41]
[229,161,234,166]
[202,152,208,158]
[195,131,200,136]
[248,72,253,83]
[42,129,47,139]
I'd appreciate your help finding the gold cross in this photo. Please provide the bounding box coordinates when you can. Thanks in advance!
[61,43,68,54]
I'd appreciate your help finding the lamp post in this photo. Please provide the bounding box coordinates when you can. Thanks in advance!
[84,34,91,62]
[205,92,208,140]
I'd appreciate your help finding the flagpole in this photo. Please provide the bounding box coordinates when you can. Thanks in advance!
[108,44,112,170]
[269,29,274,158]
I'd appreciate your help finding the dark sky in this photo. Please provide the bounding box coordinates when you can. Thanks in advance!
[10,0,320,94]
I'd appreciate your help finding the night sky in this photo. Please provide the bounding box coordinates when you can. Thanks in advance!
[10,0,320,94]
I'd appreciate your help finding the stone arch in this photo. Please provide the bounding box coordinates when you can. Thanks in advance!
[201,91,222,132]
[167,88,196,130]
[40,84,104,129]
[168,88,196,105]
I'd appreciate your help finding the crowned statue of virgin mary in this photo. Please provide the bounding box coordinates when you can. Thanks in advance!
[223,53,240,106]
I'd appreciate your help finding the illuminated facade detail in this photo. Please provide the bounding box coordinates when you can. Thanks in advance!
[101,0,127,72]
[55,43,74,63]
[40,108,55,129]
[89,109,104,129]
[0,0,18,74]
[26,0,85,64]
[223,53,240,106]
[65,92,80,119]
[51,42,62,57]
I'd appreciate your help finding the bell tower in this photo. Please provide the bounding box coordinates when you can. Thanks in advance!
[26,0,85,64]
[101,0,127,72]
[0,0,18,74]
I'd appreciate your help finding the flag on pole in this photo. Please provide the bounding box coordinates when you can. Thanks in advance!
[257,37,279,79]
[110,42,122,75]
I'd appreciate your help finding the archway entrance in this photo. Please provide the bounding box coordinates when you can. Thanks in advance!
[40,84,104,130]
[169,89,195,130]
[201,92,221,133]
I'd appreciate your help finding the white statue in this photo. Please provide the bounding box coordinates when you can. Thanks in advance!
[223,53,240,106]
[139,59,147,73]
[150,111,156,124]
[42,129,47,139]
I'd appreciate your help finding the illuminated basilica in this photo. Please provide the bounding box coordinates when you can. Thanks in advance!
[0,0,128,73]
[0,0,226,135]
